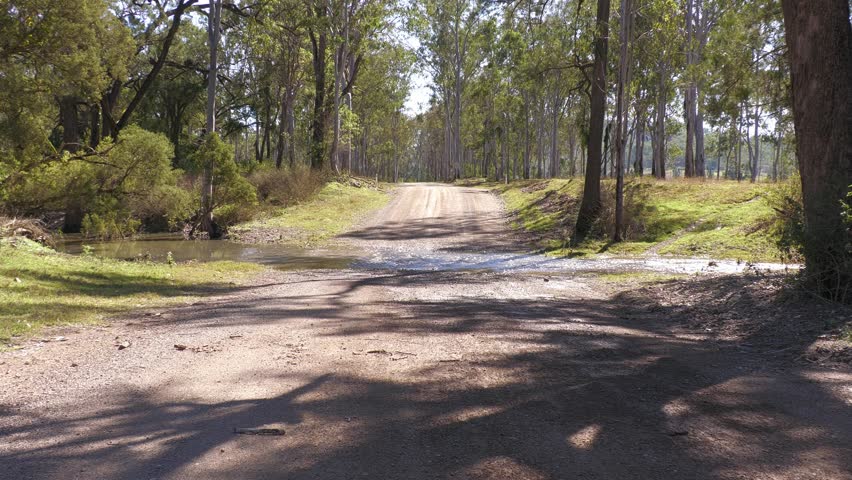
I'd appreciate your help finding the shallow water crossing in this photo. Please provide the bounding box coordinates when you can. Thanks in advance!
[58,235,795,275]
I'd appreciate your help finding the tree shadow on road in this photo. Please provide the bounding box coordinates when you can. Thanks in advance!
[2,273,851,479]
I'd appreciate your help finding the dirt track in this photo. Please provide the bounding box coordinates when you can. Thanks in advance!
[1,184,851,480]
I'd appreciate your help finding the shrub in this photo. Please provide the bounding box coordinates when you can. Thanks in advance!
[190,133,257,230]
[4,126,192,237]
[248,163,327,207]
[767,178,805,263]
[81,212,140,240]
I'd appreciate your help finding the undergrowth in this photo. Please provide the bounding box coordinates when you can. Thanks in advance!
[486,177,790,262]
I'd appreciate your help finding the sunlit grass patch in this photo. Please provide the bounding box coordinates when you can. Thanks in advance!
[237,180,390,244]
[493,177,787,262]
[0,239,262,343]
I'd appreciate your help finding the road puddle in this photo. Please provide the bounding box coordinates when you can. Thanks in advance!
[353,248,796,274]
[57,235,796,275]
[56,234,357,270]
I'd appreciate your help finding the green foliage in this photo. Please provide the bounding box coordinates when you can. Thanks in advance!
[82,213,141,240]
[495,178,786,262]
[191,133,257,228]
[0,0,133,163]
[767,178,805,263]
[6,126,192,237]
[0,241,261,342]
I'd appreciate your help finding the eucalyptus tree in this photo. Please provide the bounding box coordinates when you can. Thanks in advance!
[574,0,611,241]
[351,40,414,179]
[101,0,200,142]
[780,0,852,301]
[135,24,208,165]
[613,0,633,241]
[415,0,487,180]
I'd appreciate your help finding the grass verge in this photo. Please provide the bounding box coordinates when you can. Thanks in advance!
[0,238,263,343]
[232,179,390,245]
[475,177,787,262]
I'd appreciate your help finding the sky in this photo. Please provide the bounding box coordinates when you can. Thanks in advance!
[397,26,432,116]
[404,71,432,116]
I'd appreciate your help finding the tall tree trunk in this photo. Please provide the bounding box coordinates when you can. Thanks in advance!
[568,129,577,176]
[201,0,222,237]
[653,65,667,179]
[736,105,743,181]
[635,117,645,176]
[276,94,289,169]
[772,116,782,181]
[537,97,545,178]
[575,0,611,241]
[683,0,696,177]
[550,97,560,178]
[523,92,531,179]
[781,0,852,300]
[695,109,706,177]
[750,104,761,182]
[309,11,328,170]
[331,44,342,171]
[614,0,632,242]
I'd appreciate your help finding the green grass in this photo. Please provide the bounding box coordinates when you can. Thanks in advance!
[484,177,787,262]
[236,181,390,244]
[0,238,262,343]
[595,271,689,285]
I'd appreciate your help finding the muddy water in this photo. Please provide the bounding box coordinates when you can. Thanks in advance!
[353,248,797,275]
[56,235,356,270]
[58,235,797,275]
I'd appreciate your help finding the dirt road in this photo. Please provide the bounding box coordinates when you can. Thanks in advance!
[1,184,851,480]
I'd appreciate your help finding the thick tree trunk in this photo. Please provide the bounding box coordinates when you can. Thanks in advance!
[575,0,611,241]
[59,96,80,152]
[100,80,121,141]
[781,0,852,301]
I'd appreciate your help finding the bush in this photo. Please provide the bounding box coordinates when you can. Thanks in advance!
[81,212,140,240]
[767,178,805,263]
[248,163,327,207]
[4,126,193,237]
[190,133,257,231]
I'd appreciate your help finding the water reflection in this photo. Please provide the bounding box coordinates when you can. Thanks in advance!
[56,235,356,270]
[56,235,796,275]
